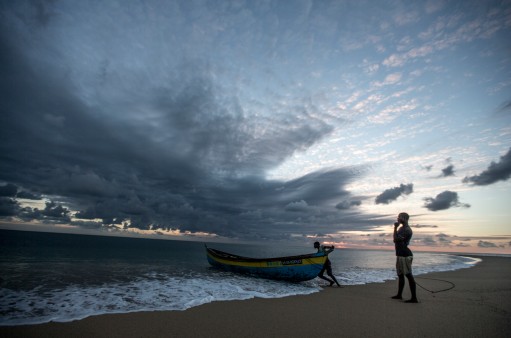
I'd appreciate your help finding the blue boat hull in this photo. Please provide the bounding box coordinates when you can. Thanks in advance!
[206,247,327,282]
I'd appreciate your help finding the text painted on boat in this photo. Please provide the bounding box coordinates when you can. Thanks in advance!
[266,259,303,267]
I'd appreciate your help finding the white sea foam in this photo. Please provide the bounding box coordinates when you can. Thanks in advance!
[0,273,321,326]
[336,255,480,286]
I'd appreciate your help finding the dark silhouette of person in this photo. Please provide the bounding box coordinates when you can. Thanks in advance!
[314,241,341,287]
[391,212,418,303]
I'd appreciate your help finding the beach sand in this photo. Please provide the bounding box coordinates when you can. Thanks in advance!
[1,255,510,338]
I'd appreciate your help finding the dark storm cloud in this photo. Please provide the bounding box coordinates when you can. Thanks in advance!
[423,191,470,211]
[0,184,17,197]
[436,233,451,244]
[0,198,20,216]
[335,200,362,210]
[0,2,385,240]
[462,147,511,186]
[375,183,413,204]
[285,200,309,212]
[412,224,438,228]
[478,240,497,248]
[440,164,455,177]
[40,201,71,221]
[0,183,41,200]
[0,184,20,216]
[420,237,437,246]
[16,190,42,200]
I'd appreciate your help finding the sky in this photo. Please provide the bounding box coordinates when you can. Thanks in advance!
[1,0,510,254]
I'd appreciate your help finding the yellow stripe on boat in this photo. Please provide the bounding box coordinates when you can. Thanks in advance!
[207,251,326,268]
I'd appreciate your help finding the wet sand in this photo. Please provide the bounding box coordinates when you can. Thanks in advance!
[1,255,510,338]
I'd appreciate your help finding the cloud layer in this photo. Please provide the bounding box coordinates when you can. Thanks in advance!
[0,2,379,240]
[463,148,511,186]
[0,0,509,249]
[375,184,414,205]
[423,191,470,212]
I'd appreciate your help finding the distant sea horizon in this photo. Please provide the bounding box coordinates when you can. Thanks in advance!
[1,224,507,257]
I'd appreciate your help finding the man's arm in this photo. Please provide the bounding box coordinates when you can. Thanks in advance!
[393,223,402,243]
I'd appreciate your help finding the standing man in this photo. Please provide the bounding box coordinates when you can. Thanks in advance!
[314,241,341,287]
[391,212,418,303]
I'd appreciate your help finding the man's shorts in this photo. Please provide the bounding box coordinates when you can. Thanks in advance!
[396,256,413,276]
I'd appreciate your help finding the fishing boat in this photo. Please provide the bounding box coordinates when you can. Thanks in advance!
[205,246,328,282]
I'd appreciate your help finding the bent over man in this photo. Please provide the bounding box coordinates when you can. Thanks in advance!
[314,241,341,287]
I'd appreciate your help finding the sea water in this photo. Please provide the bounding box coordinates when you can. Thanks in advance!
[0,229,480,326]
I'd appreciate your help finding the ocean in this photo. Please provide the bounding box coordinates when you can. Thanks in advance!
[0,229,480,326]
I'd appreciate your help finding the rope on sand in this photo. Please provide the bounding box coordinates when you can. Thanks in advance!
[415,276,455,293]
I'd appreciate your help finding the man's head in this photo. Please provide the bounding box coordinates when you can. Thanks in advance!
[314,241,320,249]
[398,212,410,224]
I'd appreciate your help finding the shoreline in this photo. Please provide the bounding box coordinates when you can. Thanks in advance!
[1,255,510,337]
